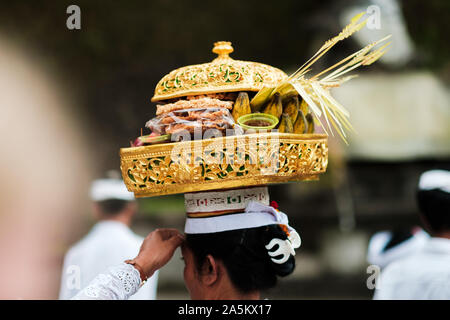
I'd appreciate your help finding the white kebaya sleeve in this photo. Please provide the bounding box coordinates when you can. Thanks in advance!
[72,263,141,300]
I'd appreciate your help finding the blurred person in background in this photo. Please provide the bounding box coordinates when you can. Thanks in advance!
[59,175,158,300]
[367,227,429,270]
[374,169,450,299]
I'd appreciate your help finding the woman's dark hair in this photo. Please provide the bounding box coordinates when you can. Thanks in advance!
[416,189,450,233]
[185,224,296,293]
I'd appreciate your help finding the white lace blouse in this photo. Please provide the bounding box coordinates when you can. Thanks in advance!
[72,263,142,300]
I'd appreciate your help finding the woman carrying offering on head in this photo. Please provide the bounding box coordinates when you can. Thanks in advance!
[72,187,300,300]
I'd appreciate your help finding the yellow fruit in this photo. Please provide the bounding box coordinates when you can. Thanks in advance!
[250,83,300,113]
[299,99,309,115]
[275,82,298,103]
[293,109,307,134]
[306,113,315,133]
[278,113,294,133]
[262,93,282,119]
[232,92,251,122]
[250,86,274,113]
[283,96,300,123]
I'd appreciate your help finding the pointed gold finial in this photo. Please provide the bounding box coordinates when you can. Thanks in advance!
[212,41,234,60]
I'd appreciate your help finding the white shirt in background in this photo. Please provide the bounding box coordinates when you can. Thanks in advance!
[374,237,450,300]
[59,221,158,300]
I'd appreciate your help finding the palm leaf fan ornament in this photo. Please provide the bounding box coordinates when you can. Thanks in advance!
[252,12,391,144]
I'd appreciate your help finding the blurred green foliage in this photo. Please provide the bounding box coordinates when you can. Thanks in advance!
[138,194,185,217]
[402,0,450,70]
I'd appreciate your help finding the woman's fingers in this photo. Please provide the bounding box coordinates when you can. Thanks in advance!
[168,232,185,249]
[133,228,184,277]
[158,228,183,240]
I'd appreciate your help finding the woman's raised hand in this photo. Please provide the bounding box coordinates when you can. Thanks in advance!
[127,228,184,280]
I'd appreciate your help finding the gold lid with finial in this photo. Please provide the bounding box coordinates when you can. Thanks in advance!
[151,41,287,102]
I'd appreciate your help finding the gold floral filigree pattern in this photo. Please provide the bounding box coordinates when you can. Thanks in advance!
[151,42,287,102]
[120,133,328,197]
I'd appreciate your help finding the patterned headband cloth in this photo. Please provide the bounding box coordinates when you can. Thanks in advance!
[184,186,270,218]
[184,188,301,264]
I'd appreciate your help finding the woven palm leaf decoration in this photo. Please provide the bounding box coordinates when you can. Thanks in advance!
[251,12,391,144]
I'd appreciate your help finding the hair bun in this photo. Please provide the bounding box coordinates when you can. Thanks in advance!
[263,225,296,277]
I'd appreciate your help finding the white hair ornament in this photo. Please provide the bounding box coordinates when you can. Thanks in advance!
[265,228,301,264]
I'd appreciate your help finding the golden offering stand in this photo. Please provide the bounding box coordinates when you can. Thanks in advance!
[121,132,328,197]
[120,41,333,197]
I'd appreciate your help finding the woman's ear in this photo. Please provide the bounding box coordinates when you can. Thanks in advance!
[200,254,219,286]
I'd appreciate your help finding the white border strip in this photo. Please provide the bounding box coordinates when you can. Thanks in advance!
[184,187,269,213]
[185,201,291,234]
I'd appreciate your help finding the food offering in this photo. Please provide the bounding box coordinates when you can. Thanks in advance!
[121,12,390,197]
[237,113,279,132]
[146,96,237,140]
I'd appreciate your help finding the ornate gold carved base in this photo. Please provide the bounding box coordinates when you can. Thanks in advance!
[120,133,328,198]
